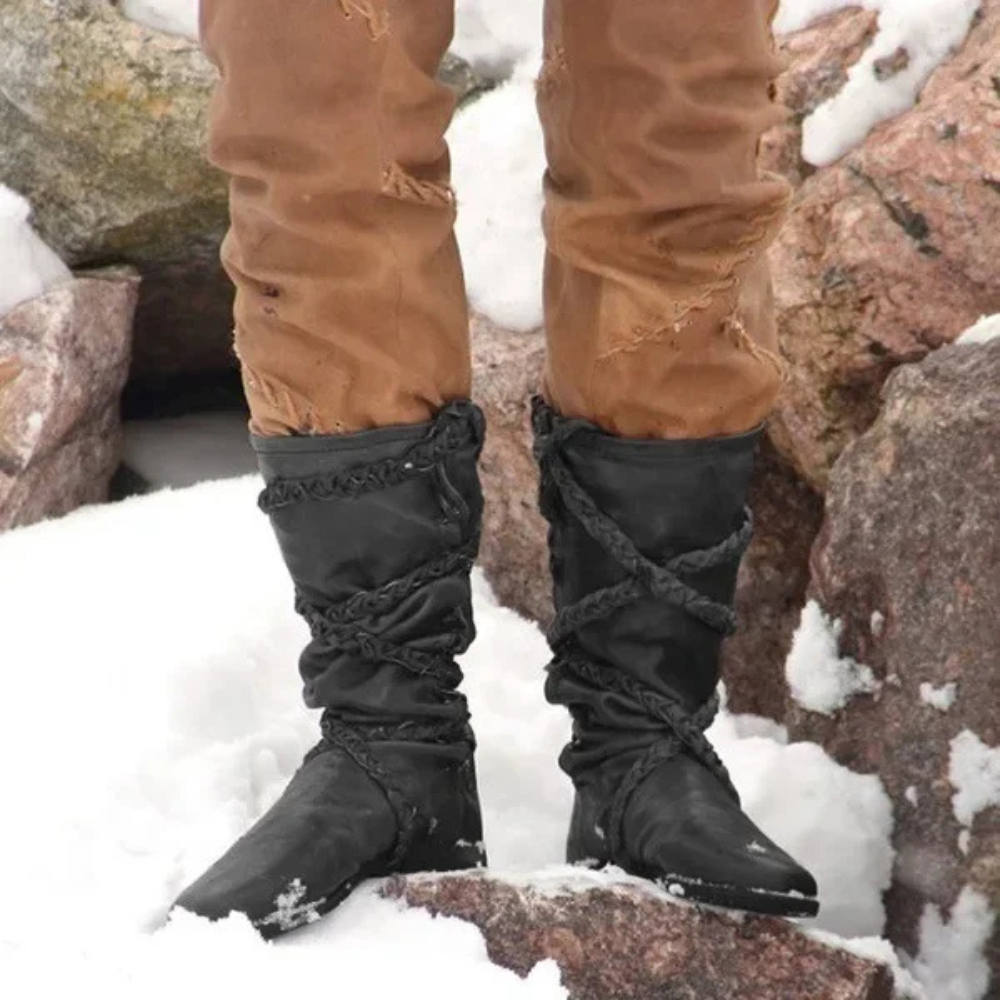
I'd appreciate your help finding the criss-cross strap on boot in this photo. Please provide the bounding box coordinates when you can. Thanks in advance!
[174,402,488,937]
[532,399,819,918]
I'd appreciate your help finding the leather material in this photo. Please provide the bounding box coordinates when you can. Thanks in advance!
[535,400,819,917]
[174,403,487,937]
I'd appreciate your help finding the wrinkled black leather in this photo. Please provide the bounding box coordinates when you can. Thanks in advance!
[174,402,488,937]
[534,400,819,918]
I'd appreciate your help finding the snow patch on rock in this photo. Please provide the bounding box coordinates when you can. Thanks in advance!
[919,682,958,713]
[909,888,996,1000]
[955,314,1000,346]
[121,0,199,40]
[786,601,881,715]
[776,0,981,167]
[0,184,72,317]
[949,730,1000,828]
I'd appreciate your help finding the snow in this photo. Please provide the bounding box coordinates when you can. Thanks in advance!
[0,184,72,318]
[786,601,881,715]
[453,0,543,79]
[909,889,996,1000]
[949,730,1000,828]
[955,313,1000,346]
[451,62,546,331]
[776,0,982,166]
[123,412,256,490]
[920,681,958,712]
[0,476,899,990]
[120,0,198,39]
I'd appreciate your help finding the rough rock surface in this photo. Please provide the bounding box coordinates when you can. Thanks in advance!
[766,0,1000,490]
[0,1,489,383]
[787,342,1000,974]
[384,871,900,1000]
[471,314,550,625]
[722,437,823,719]
[0,270,139,530]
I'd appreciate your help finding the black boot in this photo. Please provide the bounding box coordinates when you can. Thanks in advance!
[532,399,818,919]
[174,402,488,937]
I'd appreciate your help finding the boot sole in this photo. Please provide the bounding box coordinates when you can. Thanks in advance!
[656,872,820,919]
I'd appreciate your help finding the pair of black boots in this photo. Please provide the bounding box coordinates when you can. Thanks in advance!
[175,399,818,937]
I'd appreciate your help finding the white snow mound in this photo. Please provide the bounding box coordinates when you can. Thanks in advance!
[0,184,72,317]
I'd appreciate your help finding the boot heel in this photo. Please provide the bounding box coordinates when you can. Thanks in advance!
[398,759,487,874]
[398,830,486,875]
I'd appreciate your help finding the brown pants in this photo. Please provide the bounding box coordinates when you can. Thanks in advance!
[200,0,788,440]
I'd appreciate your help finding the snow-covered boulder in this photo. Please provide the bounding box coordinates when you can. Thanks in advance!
[385,871,905,1000]
[765,0,1000,491]
[0,268,138,530]
[788,340,1000,986]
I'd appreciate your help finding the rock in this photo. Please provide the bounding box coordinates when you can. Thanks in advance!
[384,871,900,1000]
[0,1,491,384]
[722,437,823,720]
[0,0,229,381]
[787,342,1000,973]
[471,314,551,625]
[0,269,138,530]
[766,0,1000,490]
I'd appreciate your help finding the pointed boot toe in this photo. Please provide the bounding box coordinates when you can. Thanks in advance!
[533,399,819,920]
[174,750,397,934]
[625,757,819,916]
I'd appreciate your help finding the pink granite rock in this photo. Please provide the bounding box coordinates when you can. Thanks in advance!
[471,313,551,625]
[385,871,901,1000]
[788,341,1000,979]
[0,269,138,529]
[767,0,1000,490]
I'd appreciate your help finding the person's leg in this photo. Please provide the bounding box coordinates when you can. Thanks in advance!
[202,0,470,436]
[534,0,819,916]
[539,0,787,440]
[175,0,486,937]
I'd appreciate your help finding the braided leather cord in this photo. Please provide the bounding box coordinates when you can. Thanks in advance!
[266,402,483,868]
[531,398,752,864]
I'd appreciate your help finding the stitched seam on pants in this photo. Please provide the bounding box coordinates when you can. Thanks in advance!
[724,311,786,382]
[241,359,320,433]
[338,0,390,41]
[595,197,788,364]
[382,162,455,206]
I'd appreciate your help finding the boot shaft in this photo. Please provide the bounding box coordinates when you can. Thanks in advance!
[533,398,756,781]
[254,401,485,738]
